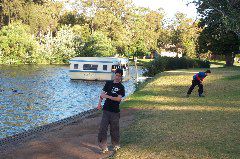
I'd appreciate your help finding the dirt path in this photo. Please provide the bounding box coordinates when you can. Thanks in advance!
[1,109,135,159]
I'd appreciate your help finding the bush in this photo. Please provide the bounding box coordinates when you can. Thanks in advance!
[39,25,76,64]
[142,57,168,77]
[143,57,210,77]
[195,59,211,68]
[80,31,116,57]
[0,22,39,64]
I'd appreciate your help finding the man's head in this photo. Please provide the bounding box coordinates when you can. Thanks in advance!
[205,70,211,75]
[114,68,123,82]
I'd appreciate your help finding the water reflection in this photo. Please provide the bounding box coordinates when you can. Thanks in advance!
[0,65,141,138]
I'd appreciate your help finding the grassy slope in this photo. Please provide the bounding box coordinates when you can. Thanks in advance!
[115,67,240,159]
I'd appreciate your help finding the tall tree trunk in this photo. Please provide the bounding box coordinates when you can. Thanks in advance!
[8,6,10,25]
[0,13,2,29]
[225,52,235,66]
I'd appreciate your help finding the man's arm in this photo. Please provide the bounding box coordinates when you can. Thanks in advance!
[100,94,123,102]
[97,91,106,110]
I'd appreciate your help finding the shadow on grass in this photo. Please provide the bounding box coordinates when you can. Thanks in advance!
[117,67,240,158]
[119,108,240,159]
[122,98,240,112]
[223,74,240,80]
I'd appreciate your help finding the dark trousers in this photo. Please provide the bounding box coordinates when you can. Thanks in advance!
[187,79,203,95]
[98,110,120,149]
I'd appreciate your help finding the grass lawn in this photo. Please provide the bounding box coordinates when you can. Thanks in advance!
[115,66,240,159]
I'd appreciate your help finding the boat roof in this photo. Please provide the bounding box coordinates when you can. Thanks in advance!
[69,57,129,64]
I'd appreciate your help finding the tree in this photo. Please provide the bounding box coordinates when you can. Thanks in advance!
[0,0,25,25]
[144,9,164,54]
[80,31,116,57]
[58,11,87,26]
[170,12,199,58]
[197,10,239,66]
[39,25,76,64]
[70,0,135,56]
[0,0,62,35]
[193,0,240,65]
[126,7,164,58]
[20,1,62,36]
[193,0,240,37]
[0,21,39,64]
[72,24,91,57]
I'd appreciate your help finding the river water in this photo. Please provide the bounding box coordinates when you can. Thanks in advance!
[0,65,141,139]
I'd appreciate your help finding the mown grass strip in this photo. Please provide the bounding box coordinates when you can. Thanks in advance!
[115,67,240,159]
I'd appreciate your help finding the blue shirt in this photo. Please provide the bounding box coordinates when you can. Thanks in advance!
[193,72,207,81]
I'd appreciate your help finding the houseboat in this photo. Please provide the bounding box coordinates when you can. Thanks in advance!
[69,57,130,81]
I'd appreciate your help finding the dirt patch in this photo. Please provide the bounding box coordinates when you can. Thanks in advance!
[0,109,135,159]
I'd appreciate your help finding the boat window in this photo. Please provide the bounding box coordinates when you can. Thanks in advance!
[74,64,78,69]
[103,65,107,71]
[112,65,119,69]
[83,64,98,70]
[111,65,120,72]
[121,64,127,69]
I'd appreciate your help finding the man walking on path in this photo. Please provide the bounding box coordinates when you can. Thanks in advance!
[187,70,211,97]
[97,68,125,153]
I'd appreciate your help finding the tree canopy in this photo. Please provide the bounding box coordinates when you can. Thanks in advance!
[0,0,200,64]
[193,0,240,66]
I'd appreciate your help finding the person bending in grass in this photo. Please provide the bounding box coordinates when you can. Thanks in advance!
[186,70,211,97]
[97,68,125,153]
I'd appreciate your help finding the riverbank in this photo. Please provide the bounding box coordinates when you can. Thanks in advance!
[0,108,135,159]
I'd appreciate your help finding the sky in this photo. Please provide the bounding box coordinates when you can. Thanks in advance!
[132,0,198,19]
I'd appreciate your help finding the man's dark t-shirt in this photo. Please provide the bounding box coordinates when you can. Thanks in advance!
[102,81,125,113]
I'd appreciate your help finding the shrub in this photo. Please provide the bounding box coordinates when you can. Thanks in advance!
[195,59,211,68]
[39,25,76,64]
[143,57,210,77]
[80,31,116,57]
[0,22,39,64]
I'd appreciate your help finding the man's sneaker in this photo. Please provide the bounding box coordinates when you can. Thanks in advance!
[186,94,190,98]
[199,94,205,97]
[113,145,121,151]
[101,147,109,154]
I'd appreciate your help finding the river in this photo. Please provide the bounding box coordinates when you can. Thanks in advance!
[0,65,141,138]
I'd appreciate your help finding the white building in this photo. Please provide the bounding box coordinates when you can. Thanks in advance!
[160,51,182,58]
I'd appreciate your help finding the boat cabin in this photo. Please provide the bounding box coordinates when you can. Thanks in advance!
[69,57,129,81]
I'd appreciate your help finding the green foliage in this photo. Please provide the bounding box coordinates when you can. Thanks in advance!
[20,1,62,35]
[132,39,148,57]
[143,57,210,76]
[39,25,76,64]
[193,0,240,36]
[194,0,240,66]
[171,13,199,58]
[80,31,116,57]
[197,12,240,66]
[0,0,62,35]
[195,58,211,68]
[143,57,168,76]
[58,12,86,26]
[0,22,39,64]
[0,0,25,25]
[72,24,91,57]
[0,0,202,64]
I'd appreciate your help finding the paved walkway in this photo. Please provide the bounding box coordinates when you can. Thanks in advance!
[0,109,134,159]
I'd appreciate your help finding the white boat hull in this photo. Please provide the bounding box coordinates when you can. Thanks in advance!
[69,71,130,81]
[69,71,114,81]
